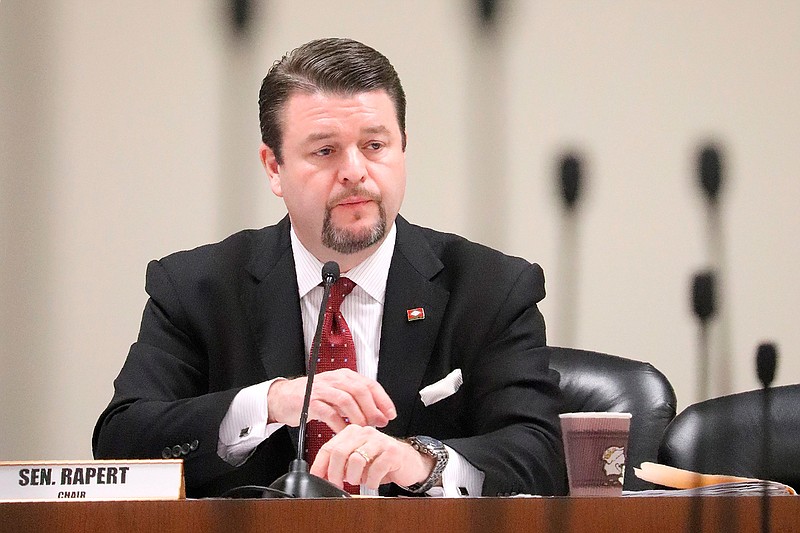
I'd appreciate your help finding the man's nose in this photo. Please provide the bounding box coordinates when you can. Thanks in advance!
[337,148,367,183]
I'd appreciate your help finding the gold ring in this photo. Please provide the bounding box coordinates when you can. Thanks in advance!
[355,448,371,463]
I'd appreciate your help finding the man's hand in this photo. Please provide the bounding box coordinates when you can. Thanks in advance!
[267,368,396,432]
[309,425,436,490]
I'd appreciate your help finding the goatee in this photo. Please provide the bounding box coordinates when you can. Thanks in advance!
[321,201,387,254]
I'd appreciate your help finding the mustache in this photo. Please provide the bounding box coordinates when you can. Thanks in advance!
[326,187,382,209]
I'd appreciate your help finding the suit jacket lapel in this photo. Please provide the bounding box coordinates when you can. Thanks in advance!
[244,216,306,381]
[378,216,449,437]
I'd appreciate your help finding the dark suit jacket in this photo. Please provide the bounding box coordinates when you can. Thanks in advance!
[93,215,567,497]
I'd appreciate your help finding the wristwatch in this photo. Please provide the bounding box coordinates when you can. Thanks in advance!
[404,435,449,494]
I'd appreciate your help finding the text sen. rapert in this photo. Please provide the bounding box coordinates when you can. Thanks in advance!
[18,466,130,486]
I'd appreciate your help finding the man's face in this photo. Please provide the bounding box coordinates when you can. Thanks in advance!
[260,90,406,261]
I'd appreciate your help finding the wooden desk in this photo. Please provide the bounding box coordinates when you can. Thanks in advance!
[2,496,799,533]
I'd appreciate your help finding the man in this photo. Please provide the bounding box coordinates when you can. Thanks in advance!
[93,38,567,498]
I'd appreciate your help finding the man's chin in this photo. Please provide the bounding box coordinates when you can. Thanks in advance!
[322,200,387,255]
[322,221,386,255]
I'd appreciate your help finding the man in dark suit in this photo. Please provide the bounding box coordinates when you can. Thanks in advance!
[93,37,566,498]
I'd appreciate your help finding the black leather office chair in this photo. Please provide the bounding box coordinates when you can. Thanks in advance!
[658,384,800,489]
[548,346,677,491]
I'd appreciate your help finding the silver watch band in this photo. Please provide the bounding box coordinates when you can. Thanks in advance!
[404,436,448,494]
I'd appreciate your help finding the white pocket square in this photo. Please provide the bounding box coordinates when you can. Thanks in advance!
[419,368,463,407]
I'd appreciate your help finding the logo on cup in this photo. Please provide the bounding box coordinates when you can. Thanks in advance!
[602,446,625,486]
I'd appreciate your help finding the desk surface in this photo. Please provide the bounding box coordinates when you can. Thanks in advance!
[2,496,799,533]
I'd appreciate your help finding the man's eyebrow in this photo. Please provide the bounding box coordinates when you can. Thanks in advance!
[361,125,391,136]
[302,125,392,144]
[302,131,336,144]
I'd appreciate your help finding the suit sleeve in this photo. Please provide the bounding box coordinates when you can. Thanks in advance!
[92,259,291,495]
[442,263,567,496]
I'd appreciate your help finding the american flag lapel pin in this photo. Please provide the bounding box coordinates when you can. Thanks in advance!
[406,307,425,321]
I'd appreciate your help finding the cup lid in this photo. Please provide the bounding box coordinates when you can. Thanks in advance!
[559,412,632,419]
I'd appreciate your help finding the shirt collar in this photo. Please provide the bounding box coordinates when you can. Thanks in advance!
[290,222,396,304]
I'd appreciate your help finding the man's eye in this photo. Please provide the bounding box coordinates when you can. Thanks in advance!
[366,142,383,150]
[315,147,333,156]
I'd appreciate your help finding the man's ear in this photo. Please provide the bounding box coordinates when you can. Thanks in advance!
[259,143,283,198]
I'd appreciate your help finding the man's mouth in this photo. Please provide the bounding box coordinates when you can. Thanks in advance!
[327,188,382,212]
[337,196,371,207]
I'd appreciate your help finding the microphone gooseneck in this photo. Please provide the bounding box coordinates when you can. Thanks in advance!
[295,261,340,461]
[267,261,350,498]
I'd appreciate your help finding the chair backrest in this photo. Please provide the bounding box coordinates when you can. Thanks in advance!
[548,346,677,491]
[658,384,800,489]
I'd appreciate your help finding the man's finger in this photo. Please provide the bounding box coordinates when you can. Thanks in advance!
[309,385,367,428]
[364,379,397,421]
[364,452,395,489]
[315,370,395,427]
[344,449,369,486]
[308,446,331,481]
[308,399,349,433]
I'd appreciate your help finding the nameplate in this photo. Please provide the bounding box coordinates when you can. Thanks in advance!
[0,460,185,502]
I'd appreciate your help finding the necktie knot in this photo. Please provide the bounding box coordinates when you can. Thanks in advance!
[327,277,356,312]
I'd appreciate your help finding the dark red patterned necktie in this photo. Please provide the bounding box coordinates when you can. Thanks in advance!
[305,277,360,494]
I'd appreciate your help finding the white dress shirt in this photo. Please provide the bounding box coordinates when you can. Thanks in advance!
[217,222,484,496]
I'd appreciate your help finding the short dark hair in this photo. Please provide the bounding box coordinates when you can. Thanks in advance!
[258,38,407,164]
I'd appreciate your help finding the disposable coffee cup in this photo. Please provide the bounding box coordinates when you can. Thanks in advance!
[559,412,632,496]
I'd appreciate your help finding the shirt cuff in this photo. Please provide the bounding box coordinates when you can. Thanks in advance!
[426,444,484,497]
[217,378,286,466]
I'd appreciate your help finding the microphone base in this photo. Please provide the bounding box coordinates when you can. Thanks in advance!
[267,459,351,499]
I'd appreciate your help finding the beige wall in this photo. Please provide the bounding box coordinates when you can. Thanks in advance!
[2,1,798,460]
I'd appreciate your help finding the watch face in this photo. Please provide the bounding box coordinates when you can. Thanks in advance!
[415,436,438,448]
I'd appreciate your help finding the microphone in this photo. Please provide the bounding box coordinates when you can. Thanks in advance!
[688,270,718,533]
[688,144,726,533]
[228,0,253,36]
[559,152,583,211]
[756,343,778,533]
[555,151,584,348]
[692,271,716,323]
[691,270,716,402]
[698,144,723,205]
[476,0,499,26]
[695,142,734,398]
[267,261,351,498]
[756,343,777,388]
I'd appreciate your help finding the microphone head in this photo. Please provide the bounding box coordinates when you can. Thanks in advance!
[698,143,723,203]
[229,0,253,35]
[691,270,716,321]
[321,261,340,284]
[476,0,499,26]
[559,152,583,210]
[756,342,778,387]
